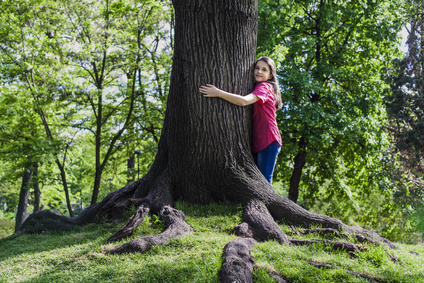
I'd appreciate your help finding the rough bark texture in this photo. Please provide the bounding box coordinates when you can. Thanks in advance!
[289,138,306,203]
[32,163,41,213]
[106,206,193,255]
[220,238,257,283]
[15,165,33,232]
[17,0,399,282]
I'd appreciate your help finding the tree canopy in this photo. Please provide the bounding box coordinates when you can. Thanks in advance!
[0,0,172,218]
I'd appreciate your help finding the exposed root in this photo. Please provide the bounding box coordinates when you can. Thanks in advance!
[267,270,287,283]
[342,225,399,250]
[300,228,400,263]
[290,238,364,255]
[242,199,290,245]
[234,222,257,238]
[265,194,399,252]
[308,260,386,283]
[18,210,77,234]
[104,202,150,244]
[106,206,193,255]
[220,237,257,283]
[303,228,349,239]
[84,180,143,224]
[287,224,302,236]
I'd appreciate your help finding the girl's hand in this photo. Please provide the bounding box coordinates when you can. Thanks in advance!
[199,84,222,97]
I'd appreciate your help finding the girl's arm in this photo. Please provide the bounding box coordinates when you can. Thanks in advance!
[199,84,258,106]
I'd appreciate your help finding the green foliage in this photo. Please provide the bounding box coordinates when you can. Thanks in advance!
[380,0,424,240]
[0,218,14,238]
[0,0,172,214]
[258,0,417,238]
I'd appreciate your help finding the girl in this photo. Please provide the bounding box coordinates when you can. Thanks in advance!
[199,56,282,184]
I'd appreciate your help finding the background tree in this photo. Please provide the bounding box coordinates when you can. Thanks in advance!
[383,0,424,233]
[257,0,403,211]
[59,0,172,205]
[0,0,172,221]
[0,0,77,216]
[18,0,398,281]
[0,87,47,229]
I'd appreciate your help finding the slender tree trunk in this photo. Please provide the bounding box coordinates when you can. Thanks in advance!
[289,137,307,203]
[15,165,34,232]
[127,154,135,184]
[55,160,74,217]
[32,163,41,213]
[91,91,103,205]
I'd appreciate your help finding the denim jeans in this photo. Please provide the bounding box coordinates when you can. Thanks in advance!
[253,141,281,184]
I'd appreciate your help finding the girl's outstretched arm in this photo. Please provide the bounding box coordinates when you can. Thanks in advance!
[199,84,258,106]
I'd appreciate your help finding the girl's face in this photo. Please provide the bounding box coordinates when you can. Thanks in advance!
[254,60,273,83]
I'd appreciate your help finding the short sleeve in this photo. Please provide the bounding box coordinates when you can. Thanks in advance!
[252,82,273,104]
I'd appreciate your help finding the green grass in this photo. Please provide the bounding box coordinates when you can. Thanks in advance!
[1,202,423,282]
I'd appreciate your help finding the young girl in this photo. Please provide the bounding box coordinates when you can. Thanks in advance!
[199,56,282,184]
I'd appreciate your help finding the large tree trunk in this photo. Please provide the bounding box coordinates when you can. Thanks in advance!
[18,1,398,281]
[152,0,265,205]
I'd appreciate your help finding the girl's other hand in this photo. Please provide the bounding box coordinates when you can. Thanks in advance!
[199,84,221,97]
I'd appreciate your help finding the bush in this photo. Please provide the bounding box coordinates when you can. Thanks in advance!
[0,218,14,238]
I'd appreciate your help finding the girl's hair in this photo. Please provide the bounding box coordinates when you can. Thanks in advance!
[255,56,282,110]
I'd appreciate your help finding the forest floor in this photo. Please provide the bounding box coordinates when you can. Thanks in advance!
[1,201,423,283]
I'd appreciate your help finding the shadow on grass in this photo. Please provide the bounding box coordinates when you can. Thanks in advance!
[0,201,242,262]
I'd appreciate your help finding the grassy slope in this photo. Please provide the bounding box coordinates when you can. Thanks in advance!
[0,202,423,283]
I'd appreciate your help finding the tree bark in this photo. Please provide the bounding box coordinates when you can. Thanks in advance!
[32,163,41,213]
[127,154,135,184]
[55,159,74,217]
[289,137,307,203]
[15,165,34,232]
[144,0,265,206]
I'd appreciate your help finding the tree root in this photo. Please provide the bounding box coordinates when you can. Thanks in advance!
[303,227,349,239]
[14,168,401,283]
[106,205,193,255]
[18,210,78,234]
[241,200,290,245]
[308,260,386,283]
[290,238,364,255]
[266,270,287,283]
[223,197,401,283]
[220,237,257,283]
[104,202,150,244]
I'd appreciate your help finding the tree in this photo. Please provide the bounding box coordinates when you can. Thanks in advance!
[384,0,424,183]
[0,0,172,214]
[382,0,424,233]
[0,0,78,217]
[58,0,172,205]
[18,0,397,281]
[0,73,54,228]
[258,0,402,204]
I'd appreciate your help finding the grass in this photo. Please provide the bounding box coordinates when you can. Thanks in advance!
[1,202,423,283]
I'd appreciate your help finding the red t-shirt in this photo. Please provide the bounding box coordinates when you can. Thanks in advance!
[251,82,282,153]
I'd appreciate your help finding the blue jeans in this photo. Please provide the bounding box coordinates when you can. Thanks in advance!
[253,141,281,184]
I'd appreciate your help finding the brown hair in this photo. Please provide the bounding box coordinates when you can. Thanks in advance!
[255,56,282,110]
